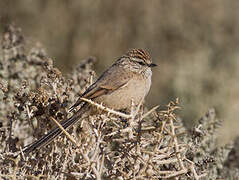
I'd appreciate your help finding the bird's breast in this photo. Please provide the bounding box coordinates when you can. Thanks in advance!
[95,71,152,111]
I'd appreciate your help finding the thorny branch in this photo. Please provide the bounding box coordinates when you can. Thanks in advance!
[1,25,229,180]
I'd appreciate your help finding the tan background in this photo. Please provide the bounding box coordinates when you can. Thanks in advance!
[1,0,238,143]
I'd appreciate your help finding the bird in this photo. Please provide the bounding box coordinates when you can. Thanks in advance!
[21,49,157,155]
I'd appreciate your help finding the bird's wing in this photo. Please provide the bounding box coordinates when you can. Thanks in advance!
[69,64,133,111]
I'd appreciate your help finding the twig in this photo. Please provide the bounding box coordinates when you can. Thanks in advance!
[169,116,185,170]
[49,117,78,146]
[25,105,34,130]
[79,149,101,180]
[80,97,132,119]
[142,105,159,119]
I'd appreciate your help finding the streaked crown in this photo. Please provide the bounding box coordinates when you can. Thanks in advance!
[126,49,156,67]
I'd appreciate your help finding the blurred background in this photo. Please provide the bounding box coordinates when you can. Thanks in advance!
[0,0,238,143]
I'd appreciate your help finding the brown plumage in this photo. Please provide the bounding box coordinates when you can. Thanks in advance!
[21,49,156,155]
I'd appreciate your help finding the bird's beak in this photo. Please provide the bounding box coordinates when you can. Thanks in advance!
[149,63,157,67]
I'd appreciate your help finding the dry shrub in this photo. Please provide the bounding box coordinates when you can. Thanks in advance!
[1,1,239,142]
[0,25,238,180]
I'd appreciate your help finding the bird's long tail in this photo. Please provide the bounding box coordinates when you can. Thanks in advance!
[22,104,89,155]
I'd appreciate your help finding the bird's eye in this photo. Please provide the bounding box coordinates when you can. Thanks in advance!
[138,61,145,66]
